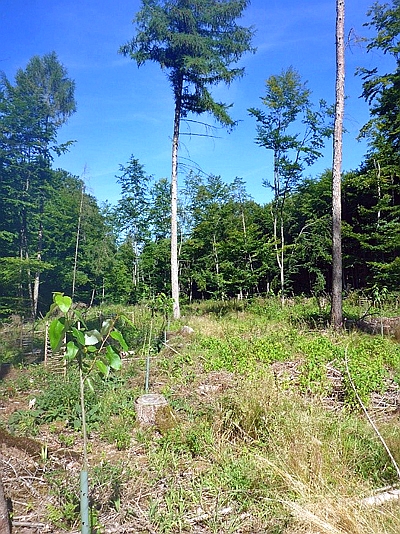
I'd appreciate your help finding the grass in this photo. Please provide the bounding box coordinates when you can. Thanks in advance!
[0,296,400,532]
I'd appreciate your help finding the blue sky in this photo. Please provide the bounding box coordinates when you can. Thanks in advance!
[1,0,392,206]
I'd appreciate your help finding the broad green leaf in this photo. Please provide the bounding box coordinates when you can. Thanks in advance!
[106,345,122,370]
[54,294,72,313]
[84,330,101,346]
[95,359,109,377]
[65,341,79,361]
[49,318,66,352]
[71,326,85,345]
[86,345,97,353]
[71,327,85,345]
[110,330,128,351]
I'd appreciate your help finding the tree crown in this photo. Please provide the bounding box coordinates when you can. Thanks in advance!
[120,0,255,126]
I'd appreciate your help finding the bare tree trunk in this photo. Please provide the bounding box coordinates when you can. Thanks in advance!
[331,0,345,329]
[32,214,43,319]
[171,79,183,320]
[374,159,381,226]
[72,183,84,299]
[133,236,138,287]
[280,218,285,304]
[240,205,259,293]
[272,207,285,305]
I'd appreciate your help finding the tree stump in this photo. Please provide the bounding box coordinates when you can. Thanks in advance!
[135,394,169,427]
[0,474,10,534]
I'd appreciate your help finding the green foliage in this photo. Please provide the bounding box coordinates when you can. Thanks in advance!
[3,299,400,532]
[248,67,333,297]
[341,336,399,406]
[121,0,255,128]
[158,420,214,458]
[7,369,106,434]
[48,293,126,378]
[198,330,295,374]
[45,469,80,528]
[0,53,76,317]
[298,335,339,395]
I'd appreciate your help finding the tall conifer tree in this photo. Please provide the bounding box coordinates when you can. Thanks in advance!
[120,0,255,318]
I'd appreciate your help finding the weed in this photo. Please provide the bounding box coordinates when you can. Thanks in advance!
[45,470,80,529]
[101,415,133,450]
[91,461,132,512]
[8,409,39,436]
[298,335,339,395]
[158,420,214,457]
[340,338,387,406]
[3,298,400,533]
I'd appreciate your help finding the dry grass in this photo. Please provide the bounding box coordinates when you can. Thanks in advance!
[1,299,400,533]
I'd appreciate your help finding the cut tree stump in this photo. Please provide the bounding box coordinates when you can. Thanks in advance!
[0,474,10,534]
[135,394,169,427]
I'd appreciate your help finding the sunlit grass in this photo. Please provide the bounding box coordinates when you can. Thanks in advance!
[1,295,400,532]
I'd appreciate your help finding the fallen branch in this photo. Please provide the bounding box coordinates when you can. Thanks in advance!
[12,521,46,528]
[361,487,400,506]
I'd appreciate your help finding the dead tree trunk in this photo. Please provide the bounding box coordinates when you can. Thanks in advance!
[331,0,345,329]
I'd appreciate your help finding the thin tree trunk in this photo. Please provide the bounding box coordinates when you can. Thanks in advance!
[72,184,84,299]
[272,153,285,305]
[272,206,284,304]
[133,236,138,287]
[32,211,43,319]
[280,218,285,304]
[331,0,345,329]
[374,159,381,226]
[171,79,183,320]
[240,205,259,293]
[20,168,35,318]
[20,221,34,318]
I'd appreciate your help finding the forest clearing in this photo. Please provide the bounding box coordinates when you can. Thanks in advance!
[1,0,400,531]
[0,296,400,533]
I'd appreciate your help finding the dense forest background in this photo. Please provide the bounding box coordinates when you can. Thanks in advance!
[0,2,399,320]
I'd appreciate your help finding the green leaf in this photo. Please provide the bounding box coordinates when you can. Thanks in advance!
[106,345,122,371]
[95,359,109,377]
[110,330,128,351]
[84,330,101,346]
[54,293,72,313]
[49,318,66,352]
[71,327,85,345]
[65,341,79,361]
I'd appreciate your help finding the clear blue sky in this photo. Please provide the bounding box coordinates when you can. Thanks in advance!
[1,0,391,206]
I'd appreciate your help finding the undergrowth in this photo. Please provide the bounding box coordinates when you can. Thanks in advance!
[0,296,400,533]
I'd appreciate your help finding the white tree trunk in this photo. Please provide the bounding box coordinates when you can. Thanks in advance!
[171,91,182,320]
[331,0,345,329]
[32,230,42,319]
